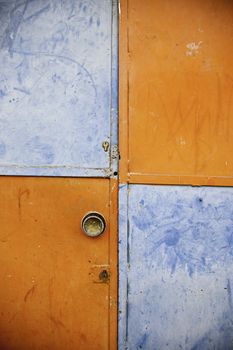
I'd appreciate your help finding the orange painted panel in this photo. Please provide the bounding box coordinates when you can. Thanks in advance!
[0,177,117,350]
[120,0,233,185]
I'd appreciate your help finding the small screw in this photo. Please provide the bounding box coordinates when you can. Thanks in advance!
[102,141,110,152]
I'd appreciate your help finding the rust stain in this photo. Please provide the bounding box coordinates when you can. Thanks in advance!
[18,188,30,219]
[49,315,66,329]
[24,284,36,303]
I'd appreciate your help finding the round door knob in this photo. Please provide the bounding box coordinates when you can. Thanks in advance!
[81,212,106,238]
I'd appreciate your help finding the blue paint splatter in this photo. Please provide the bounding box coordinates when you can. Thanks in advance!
[227,279,232,309]
[136,333,148,349]
[0,142,6,157]
[132,214,151,231]
[23,4,50,22]
[226,229,233,248]
[164,228,180,246]
[26,137,54,164]
[0,89,6,98]
[13,87,30,95]
[130,187,233,276]
[167,250,178,274]
[194,196,204,210]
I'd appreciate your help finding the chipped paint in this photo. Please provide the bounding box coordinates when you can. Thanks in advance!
[186,41,203,56]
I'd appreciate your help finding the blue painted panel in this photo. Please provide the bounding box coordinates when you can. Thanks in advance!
[118,184,128,349]
[119,185,233,350]
[0,0,117,176]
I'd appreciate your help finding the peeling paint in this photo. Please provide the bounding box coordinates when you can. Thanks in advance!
[186,41,203,57]
[118,1,121,16]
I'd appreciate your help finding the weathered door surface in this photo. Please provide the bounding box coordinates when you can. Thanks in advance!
[120,0,233,186]
[0,177,116,350]
[0,0,117,177]
[119,185,233,349]
[0,1,117,349]
[119,0,233,349]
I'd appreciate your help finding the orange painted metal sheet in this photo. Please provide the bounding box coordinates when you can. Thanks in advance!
[0,177,117,350]
[119,0,233,185]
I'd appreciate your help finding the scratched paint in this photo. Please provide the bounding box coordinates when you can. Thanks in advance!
[122,0,233,185]
[0,0,117,176]
[119,184,233,349]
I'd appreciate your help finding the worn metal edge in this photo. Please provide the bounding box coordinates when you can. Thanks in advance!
[109,0,119,180]
[118,183,129,350]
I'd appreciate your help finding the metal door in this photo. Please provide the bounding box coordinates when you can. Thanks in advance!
[119,0,233,349]
[0,1,118,349]
[0,177,117,350]
[0,0,117,177]
[119,185,233,349]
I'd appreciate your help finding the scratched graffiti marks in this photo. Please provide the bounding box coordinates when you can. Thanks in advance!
[128,0,233,179]
[132,73,233,176]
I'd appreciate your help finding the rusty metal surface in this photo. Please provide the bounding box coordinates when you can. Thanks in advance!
[0,176,116,350]
[120,0,233,186]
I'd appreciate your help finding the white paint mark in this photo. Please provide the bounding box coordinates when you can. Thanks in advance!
[186,41,203,57]
[179,137,186,146]
[118,1,121,15]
